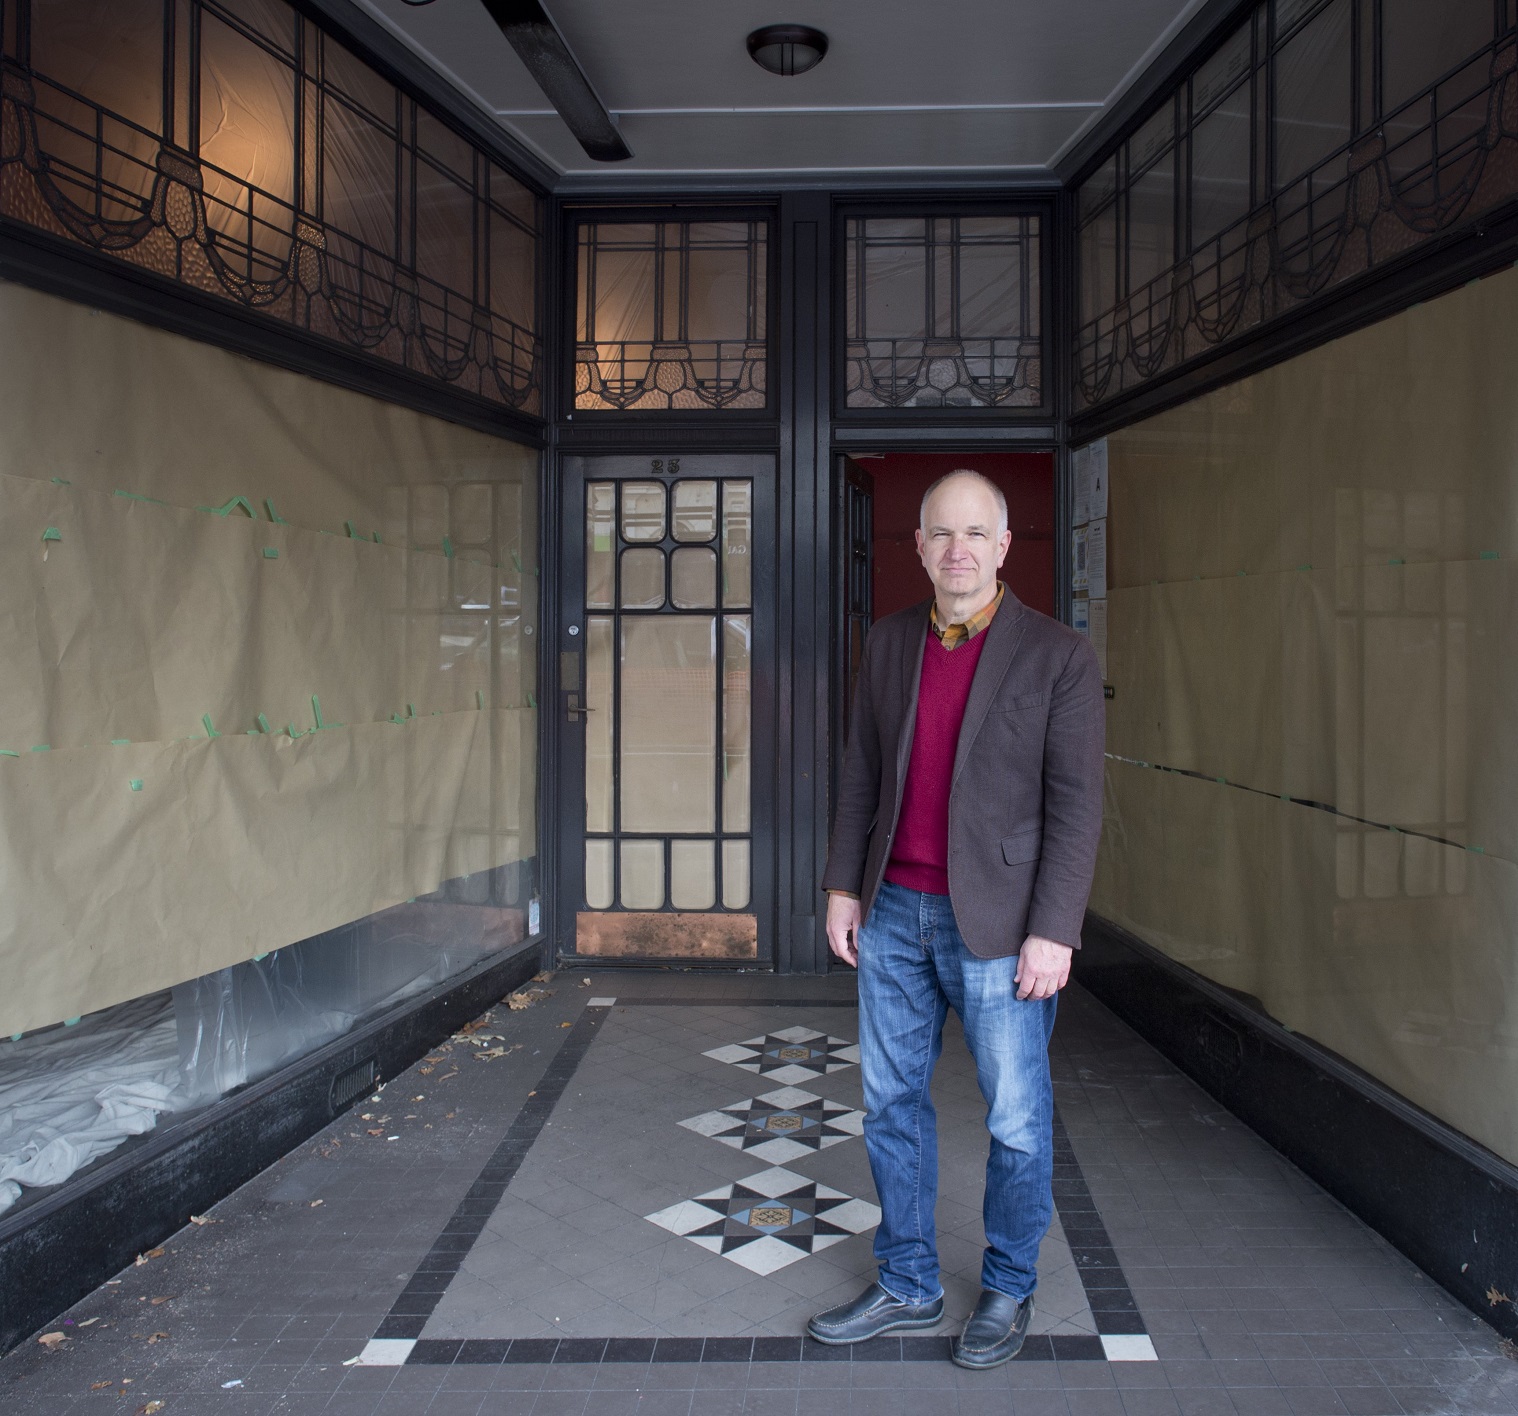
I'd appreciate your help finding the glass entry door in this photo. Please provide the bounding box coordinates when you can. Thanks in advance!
[557,455,772,963]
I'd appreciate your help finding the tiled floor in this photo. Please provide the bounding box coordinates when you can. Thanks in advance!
[2,970,1515,1414]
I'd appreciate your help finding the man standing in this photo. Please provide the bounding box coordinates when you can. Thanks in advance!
[809,469,1105,1368]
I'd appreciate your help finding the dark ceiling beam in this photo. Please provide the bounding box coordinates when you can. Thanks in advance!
[479,0,632,162]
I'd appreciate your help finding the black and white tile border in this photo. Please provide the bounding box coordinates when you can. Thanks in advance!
[352,995,1155,1367]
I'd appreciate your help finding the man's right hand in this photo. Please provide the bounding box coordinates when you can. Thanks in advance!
[825,892,862,968]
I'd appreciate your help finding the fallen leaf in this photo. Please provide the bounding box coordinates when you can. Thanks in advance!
[37,1332,67,1349]
[580,977,592,986]
[412,1095,424,1101]
[150,1296,173,1306]
[366,1128,384,1136]
[1489,1286,1512,1307]
[559,1021,572,1028]
[78,1317,100,1328]
[188,1215,217,1226]
[134,1248,165,1266]
[91,1380,113,1389]
[309,1200,324,1208]
[438,1070,459,1081]
[146,1331,169,1344]
[444,1112,456,1120]
[476,1048,508,1061]
[418,1066,435,1076]
[134,1403,165,1415]
[531,971,553,983]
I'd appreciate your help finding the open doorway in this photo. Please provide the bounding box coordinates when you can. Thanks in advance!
[836,451,1056,761]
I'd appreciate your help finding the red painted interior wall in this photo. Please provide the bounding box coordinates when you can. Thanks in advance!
[859,452,1055,621]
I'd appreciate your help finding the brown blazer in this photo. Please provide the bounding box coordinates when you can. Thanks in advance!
[822,591,1106,957]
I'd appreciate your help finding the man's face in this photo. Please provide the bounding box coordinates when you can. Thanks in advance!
[915,476,1012,603]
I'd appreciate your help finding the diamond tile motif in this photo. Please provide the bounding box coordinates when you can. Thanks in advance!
[645,1167,881,1275]
[702,1025,860,1084]
[678,1086,865,1164]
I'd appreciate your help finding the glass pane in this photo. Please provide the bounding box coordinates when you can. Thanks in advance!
[1128,152,1175,294]
[723,840,751,910]
[586,483,615,609]
[673,481,718,541]
[861,234,928,339]
[585,617,614,833]
[723,615,752,833]
[671,840,716,910]
[1079,205,1119,326]
[1382,0,1490,114]
[620,840,664,909]
[415,160,474,297]
[722,483,753,608]
[1191,95,1253,248]
[585,839,613,909]
[322,95,397,254]
[620,618,716,832]
[621,482,666,542]
[621,547,666,609]
[671,548,717,609]
[1274,0,1352,190]
[1193,22,1252,118]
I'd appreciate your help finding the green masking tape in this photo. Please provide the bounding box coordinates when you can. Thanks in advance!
[50,477,70,486]
[256,713,271,734]
[31,744,50,753]
[111,739,130,745]
[64,1018,80,1027]
[390,713,406,725]
[199,495,256,518]
[264,498,288,524]
[41,527,61,543]
[476,690,485,709]
[130,779,143,792]
[263,547,279,559]
[511,551,523,572]
[203,713,220,738]
[1480,550,1500,560]
[526,691,536,709]
[0,750,19,758]
[442,536,455,559]
[406,703,416,719]
[345,520,361,539]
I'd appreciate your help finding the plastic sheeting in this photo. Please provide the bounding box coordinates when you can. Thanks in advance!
[0,282,538,1037]
[1093,261,1518,1163]
[0,994,182,1216]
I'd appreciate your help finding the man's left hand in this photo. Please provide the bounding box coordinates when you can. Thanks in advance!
[1015,936,1073,1001]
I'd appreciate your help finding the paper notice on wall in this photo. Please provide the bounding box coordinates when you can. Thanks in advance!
[1072,525,1089,592]
[1088,439,1109,519]
[1088,596,1108,679]
[1086,518,1107,599]
[1072,445,1092,526]
[1072,596,1090,636]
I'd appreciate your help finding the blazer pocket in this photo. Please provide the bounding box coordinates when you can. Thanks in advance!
[1001,829,1043,865]
[1001,691,1048,712]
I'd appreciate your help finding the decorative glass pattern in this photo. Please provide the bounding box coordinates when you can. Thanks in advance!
[843,214,1042,410]
[574,220,769,412]
[1074,0,1518,412]
[1,0,542,413]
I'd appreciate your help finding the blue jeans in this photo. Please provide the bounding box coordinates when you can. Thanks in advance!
[857,879,1056,1305]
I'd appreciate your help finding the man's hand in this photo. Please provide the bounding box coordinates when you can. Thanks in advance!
[825,893,862,968]
[1015,935,1072,1000]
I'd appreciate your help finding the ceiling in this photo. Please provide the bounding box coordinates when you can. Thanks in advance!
[352,0,1208,184]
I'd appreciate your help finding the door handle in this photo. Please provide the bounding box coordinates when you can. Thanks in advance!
[566,692,597,723]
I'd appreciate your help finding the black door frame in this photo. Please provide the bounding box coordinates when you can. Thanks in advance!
[549,447,781,970]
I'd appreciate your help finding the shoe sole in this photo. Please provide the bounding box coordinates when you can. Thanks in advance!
[949,1337,1025,1369]
[806,1311,945,1345]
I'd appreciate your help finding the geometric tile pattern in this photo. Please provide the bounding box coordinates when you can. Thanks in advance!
[677,1086,866,1164]
[644,1166,881,1275]
[702,1025,860,1084]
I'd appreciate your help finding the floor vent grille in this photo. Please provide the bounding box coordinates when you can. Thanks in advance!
[330,1057,378,1115]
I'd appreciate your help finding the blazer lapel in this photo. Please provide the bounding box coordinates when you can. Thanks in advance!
[895,599,931,784]
[951,593,1030,786]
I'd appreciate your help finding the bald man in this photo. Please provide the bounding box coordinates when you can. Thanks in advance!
[810,470,1105,1368]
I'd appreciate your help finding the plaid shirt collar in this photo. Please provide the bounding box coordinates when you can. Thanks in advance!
[929,581,1005,650]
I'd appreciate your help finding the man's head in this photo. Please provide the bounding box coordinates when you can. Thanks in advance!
[916,470,1012,608]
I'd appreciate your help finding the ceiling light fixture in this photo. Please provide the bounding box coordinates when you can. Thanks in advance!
[479,0,632,161]
[746,24,829,77]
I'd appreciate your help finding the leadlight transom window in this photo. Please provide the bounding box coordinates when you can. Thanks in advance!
[1074,0,1518,412]
[843,214,1043,410]
[1,0,542,413]
[573,219,769,413]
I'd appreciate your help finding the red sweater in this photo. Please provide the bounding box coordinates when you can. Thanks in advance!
[884,628,990,896]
